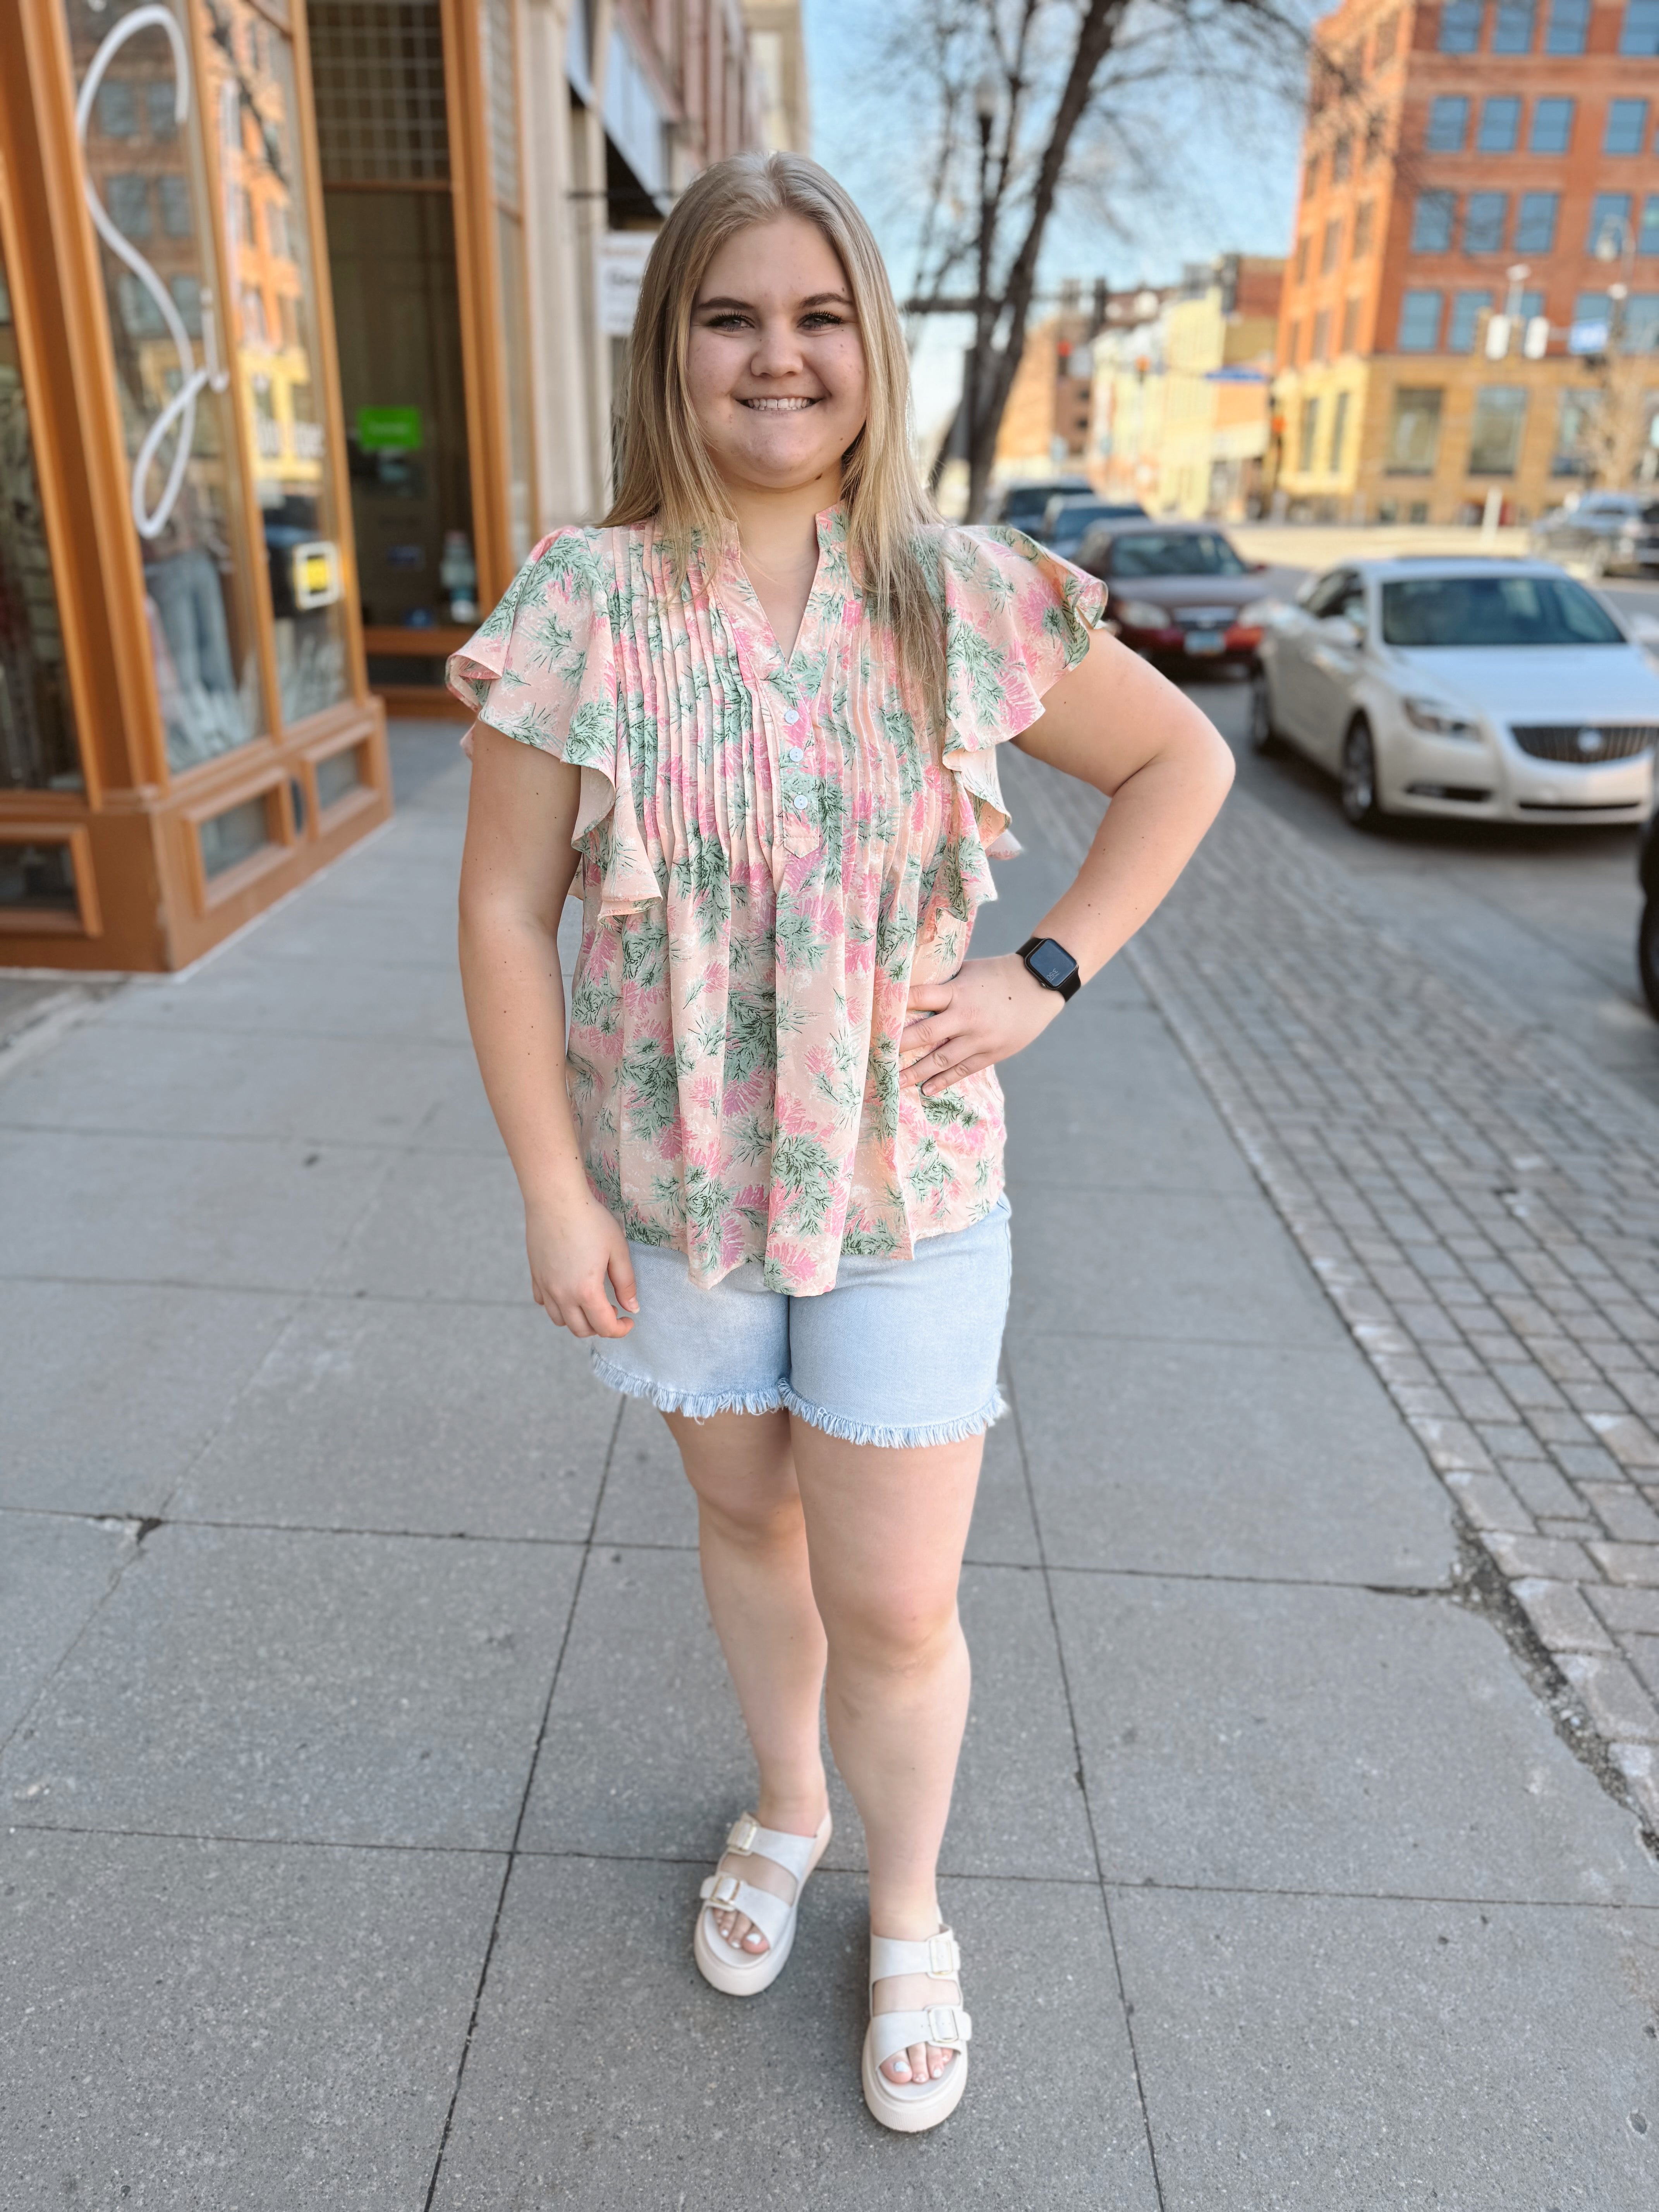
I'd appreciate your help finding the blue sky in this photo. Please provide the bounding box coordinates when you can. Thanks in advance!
[799,0,1312,429]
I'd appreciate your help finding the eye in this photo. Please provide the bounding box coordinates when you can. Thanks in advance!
[701,311,753,331]
[800,311,847,329]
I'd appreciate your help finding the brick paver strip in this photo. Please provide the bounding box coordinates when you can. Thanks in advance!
[1006,753,1659,1834]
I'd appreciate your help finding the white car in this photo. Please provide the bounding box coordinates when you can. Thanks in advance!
[1250,558,1659,828]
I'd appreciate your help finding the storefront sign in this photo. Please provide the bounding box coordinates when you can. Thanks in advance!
[598,233,657,338]
[356,404,424,453]
[291,539,343,610]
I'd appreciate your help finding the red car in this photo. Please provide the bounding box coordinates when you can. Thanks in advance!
[1076,520,1270,670]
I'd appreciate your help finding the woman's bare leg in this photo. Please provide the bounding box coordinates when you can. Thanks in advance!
[666,1407,830,1954]
[789,1420,983,2090]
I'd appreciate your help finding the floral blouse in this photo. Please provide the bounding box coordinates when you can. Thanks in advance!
[448,504,1104,1296]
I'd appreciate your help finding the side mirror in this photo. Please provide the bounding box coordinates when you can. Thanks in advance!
[1322,614,1362,649]
[1250,560,1269,573]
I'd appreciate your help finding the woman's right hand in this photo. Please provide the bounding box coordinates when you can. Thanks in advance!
[524,1189,639,1339]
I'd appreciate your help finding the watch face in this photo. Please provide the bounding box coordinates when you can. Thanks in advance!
[1027,938,1077,989]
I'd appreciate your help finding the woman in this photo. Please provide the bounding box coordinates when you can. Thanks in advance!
[454,151,1232,2132]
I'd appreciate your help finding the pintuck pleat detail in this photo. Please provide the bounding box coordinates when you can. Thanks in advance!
[780,1382,1007,1450]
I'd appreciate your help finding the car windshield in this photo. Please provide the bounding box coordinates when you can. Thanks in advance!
[1108,532,1247,577]
[1051,501,1142,540]
[1380,574,1626,647]
[1003,485,1083,528]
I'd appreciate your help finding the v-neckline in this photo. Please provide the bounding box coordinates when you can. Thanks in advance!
[716,505,840,681]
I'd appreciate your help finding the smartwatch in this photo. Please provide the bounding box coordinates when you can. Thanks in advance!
[1017,934,1082,1002]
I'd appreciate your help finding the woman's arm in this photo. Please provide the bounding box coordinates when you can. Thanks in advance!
[458,723,638,1337]
[900,630,1234,1095]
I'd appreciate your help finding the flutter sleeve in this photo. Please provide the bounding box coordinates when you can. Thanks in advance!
[447,529,658,909]
[935,524,1107,850]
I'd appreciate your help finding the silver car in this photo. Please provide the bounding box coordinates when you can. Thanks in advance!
[1250,557,1659,828]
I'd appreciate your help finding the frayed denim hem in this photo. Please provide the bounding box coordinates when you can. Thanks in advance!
[589,1352,787,1422]
[779,1382,1007,1451]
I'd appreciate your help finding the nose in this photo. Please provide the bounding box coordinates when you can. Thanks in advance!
[749,312,806,380]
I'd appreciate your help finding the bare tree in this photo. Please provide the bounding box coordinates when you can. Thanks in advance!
[890,0,1320,518]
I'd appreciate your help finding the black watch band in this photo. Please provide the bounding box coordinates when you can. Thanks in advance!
[1017,934,1082,1001]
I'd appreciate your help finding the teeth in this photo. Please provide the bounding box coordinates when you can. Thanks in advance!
[742,397,816,411]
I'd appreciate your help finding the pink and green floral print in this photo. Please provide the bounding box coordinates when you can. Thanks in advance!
[448,505,1104,1295]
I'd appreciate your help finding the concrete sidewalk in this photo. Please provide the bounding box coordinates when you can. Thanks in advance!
[2,729,1656,2209]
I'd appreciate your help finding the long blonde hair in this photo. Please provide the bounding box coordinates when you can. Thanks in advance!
[605,153,945,723]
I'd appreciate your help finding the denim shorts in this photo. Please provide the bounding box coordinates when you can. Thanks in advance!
[590,1198,1012,1450]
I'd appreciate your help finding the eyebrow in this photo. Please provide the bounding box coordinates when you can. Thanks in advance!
[694,290,855,312]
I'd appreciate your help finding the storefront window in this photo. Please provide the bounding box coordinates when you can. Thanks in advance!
[0,225,81,790]
[310,0,477,663]
[199,0,349,726]
[64,0,263,773]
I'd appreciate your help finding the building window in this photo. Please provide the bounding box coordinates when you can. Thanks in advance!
[106,173,151,237]
[1374,9,1398,62]
[1589,191,1633,254]
[1464,193,1508,253]
[1365,112,1387,164]
[1546,0,1590,47]
[1468,386,1528,472]
[1606,98,1650,154]
[1622,0,1659,52]
[1479,96,1521,152]
[1448,290,1494,351]
[1641,194,1659,252]
[1353,199,1375,256]
[1386,386,1444,472]
[1304,152,1321,199]
[1313,307,1332,359]
[1330,389,1352,470]
[1295,234,1310,283]
[1399,291,1444,350]
[1427,95,1469,151]
[1626,294,1659,349]
[1298,396,1322,471]
[1341,295,1361,350]
[157,174,192,238]
[1333,134,1353,180]
[1493,0,1537,46]
[1515,191,1560,252]
[1322,216,1343,273]
[1412,192,1456,253]
[1530,97,1574,153]
[1440,0,1484,49]
[1571,290,1613,351]
[1553,388,1601,473]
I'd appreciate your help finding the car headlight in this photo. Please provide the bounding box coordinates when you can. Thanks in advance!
[1403,695,1480,740]
[1114,598,1171,628]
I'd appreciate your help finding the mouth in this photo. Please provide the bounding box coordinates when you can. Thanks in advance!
[738,396,820,412]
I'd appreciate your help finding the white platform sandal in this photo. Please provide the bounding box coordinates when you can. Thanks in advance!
[861,1926,972,2133]
[693,1809,833,1996]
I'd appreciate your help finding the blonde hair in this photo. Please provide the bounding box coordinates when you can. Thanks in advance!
[605,153,945,723]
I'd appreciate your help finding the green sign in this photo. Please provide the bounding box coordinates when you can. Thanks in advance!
[356,405,424,453]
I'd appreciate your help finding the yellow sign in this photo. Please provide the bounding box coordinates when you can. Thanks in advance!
[292,539,342,611]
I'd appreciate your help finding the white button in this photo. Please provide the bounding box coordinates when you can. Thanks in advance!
[787,745,805,762]
[783,709,799,725]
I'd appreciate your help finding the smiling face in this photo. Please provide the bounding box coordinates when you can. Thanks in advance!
[685,214,869,499]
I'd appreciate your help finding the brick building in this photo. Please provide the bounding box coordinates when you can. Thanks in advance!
[1274,0,1659,524]
[993,284,1109,482]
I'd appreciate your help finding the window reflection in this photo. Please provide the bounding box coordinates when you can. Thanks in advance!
[199,0,349,726]
[0,224,82,790]
[64,0,262,773]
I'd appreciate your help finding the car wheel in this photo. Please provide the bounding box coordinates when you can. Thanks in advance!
[1247,665,1279,754]
[1340,717,1384,829]
[1640,898,1659,1020]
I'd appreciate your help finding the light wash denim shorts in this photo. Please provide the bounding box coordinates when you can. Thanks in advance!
[590,1197,1012,1450]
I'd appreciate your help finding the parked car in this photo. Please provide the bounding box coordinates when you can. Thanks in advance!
[1077,520,1270,669]
[1251,557,1659,828]
[1528,493,1659,579]
[1038,494,1148,557]
[986,477,1092,533]
[1639,812,1659,1015]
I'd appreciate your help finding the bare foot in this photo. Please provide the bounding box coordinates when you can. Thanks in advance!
[873,1959,961,2087]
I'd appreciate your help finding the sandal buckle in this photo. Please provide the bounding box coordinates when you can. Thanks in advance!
[727,1814,759,1854]
[926,1933,960,1977]
[926,2005,961,2044]
[708,1873,741,1906]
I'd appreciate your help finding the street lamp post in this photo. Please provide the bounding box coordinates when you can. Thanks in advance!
[967,72,998,520]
